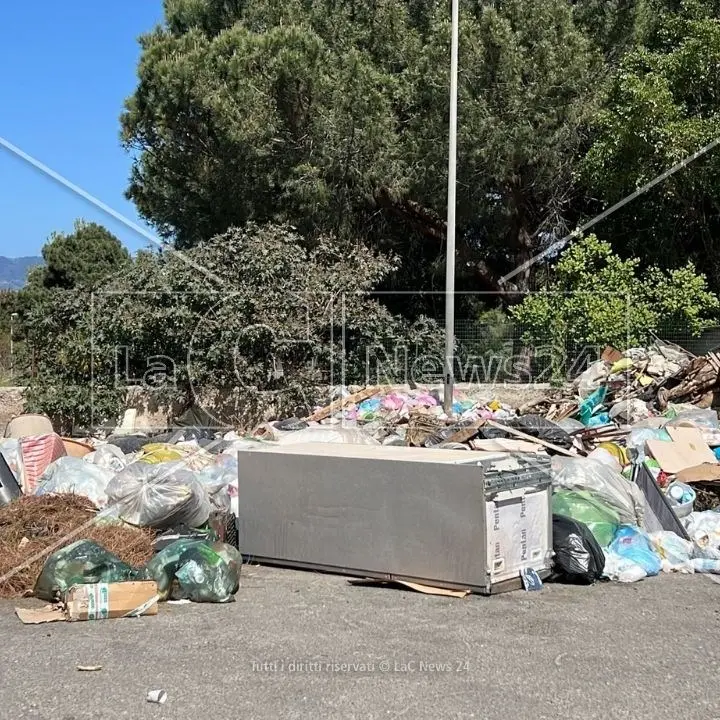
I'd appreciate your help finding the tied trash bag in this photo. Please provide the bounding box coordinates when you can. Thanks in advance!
[552,489,620,547]
[144,539,241,602]
[608,525,662,576]
[195,464,235,512]
[106,461,211,529]
[35,456,115,509]
[551,514,605,584]
[84,444,129,473]
[175,542,241,603]
[36,456,115,506]
[144,539,205,599]
[34,540,140,602]
[552,457,645,528]
[602,550,648,583]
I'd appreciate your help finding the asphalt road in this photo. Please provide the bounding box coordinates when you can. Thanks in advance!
[1,565,718,720]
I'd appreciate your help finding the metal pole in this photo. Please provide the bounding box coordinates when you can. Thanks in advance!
[443,0,459,415]
[10,312,17,381]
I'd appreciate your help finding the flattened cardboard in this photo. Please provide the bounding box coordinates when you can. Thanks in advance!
[676,463,720,484]
[15,605,66,625]
[665,425,717,448]
[647,429,717,474]
[66,581,159,621]
[348,578,470,598]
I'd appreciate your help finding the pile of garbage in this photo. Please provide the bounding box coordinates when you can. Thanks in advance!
[5,336,720,602]
[251,341,720,586]
[0,417,242,610]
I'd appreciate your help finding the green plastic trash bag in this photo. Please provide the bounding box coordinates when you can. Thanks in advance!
[143,538,207,600]
[34,540,141,602]
[552,489,620,548]
[175,542,242,603]
[143,539,241,603]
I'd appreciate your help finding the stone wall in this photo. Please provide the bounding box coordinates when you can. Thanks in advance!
[1,383,553,435]
[0,387,26,432]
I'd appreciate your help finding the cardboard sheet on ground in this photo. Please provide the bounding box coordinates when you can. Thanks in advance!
[15,581,159,624]
[347,578,470,598]
[646,428,717,474]
[15,605,66,625]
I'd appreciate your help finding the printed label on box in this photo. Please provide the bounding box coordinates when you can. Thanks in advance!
[485,487,549,582]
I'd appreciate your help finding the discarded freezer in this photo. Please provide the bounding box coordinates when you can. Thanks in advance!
[235,443,553,594]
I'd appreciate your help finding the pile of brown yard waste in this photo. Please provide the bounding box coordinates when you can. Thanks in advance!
[0,494,155,599]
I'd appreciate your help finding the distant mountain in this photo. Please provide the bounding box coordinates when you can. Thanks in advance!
[0,256,43,290]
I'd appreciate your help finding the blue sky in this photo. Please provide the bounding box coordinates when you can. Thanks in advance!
[0,2,164,258]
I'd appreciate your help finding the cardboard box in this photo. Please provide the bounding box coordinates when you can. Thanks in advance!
[16,581,159,625]
[66,581,159,621]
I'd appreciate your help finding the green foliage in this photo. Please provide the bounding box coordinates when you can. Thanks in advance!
[510,235,720,348]
[22,287,124,434]
[582,3,720,280]
[24,223,441,431]
[26,220,130,291]
[122,0,601,297]
[0,291,21,334]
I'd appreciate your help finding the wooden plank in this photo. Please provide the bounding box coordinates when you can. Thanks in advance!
[307,386,389,422]
[445,421,482,444]
[482,419,580,457]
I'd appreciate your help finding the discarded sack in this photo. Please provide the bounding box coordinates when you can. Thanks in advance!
[34,540,140,602]
[551,514,605,584]
[35,456,115,509]
[551,489,621,547]
[175,542,241,603]
[478,415,573,449]
[106,461,211,529]
[552,457,645,528]
[144,539,241,603]
[608,525,662,577]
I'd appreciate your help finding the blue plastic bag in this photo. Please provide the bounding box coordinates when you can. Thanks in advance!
[578,386,607,425]
[609,525,662,576]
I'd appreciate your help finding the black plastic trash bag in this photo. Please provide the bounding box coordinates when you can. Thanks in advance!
[551,514,605,584]
[34,540,141,602]
[478,414,573,449]
[275,417,309,432]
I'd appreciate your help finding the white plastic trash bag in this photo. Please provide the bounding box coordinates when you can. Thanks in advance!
[602,550,647,583]
[649,531,694,573]
[106,461,211,529]
[196,463,236,512]
[84,444,129,473]
[552,457,645,528]
[35,456,115,508]
[575,361,609,398]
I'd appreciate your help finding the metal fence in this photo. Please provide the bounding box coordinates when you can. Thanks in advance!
[3,320,720,388]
